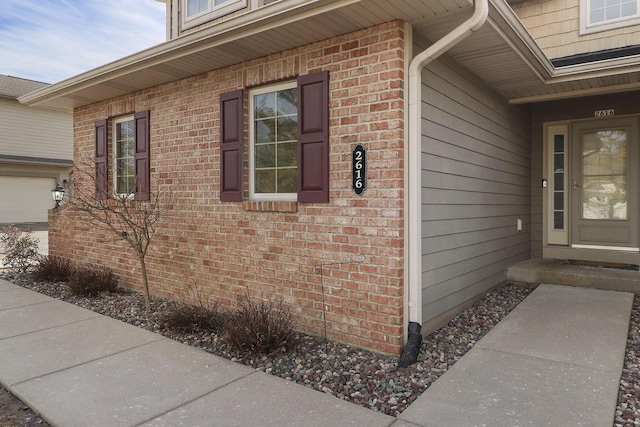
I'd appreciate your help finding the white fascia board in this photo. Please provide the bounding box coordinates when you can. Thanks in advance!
[489,0,554,78]
[491,0,640,103]
[19,0,360,108]
[550,56,640,80]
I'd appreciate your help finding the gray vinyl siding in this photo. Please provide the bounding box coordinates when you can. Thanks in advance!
[420,53,531,325]
[0,98,72,161]
[531,123,543,257]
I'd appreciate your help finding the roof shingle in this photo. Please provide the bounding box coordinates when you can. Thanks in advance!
[0,75,49,99]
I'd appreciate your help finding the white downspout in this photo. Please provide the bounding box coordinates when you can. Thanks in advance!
[406,0,489,326]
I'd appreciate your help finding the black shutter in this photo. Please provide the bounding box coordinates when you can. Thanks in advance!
[134,110,151,201]
[220,90,244,201]
[95,119,108,200]
[297,71,329,203]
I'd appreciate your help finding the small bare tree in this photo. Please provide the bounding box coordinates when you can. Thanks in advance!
[68,156,174,310]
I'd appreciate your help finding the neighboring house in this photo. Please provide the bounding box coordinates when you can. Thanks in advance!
[20,0,640,354]
[0,75,72,224]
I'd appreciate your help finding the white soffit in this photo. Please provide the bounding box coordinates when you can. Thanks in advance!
[18,0,640,110]
[19,0,474,111]
[416,0,640,103]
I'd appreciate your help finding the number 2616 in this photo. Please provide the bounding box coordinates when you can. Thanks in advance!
[352,145,366,195]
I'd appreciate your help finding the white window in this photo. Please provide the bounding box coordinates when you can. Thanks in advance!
[112,116,135,196]
[581,0,640,33]
[182,0,247,30]
[249,81,298,200]
[186,0,208,16]
[546,124,569,246]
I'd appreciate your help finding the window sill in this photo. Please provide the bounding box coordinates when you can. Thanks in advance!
[243,200,298,213]
[579,11,640,35]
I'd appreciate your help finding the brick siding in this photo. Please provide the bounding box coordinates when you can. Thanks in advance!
[49,21,406,354]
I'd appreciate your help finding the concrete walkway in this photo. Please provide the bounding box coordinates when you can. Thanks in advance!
[400,284,634,426]
[0,280,633,427]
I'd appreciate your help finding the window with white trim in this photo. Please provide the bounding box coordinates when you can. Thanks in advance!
[219,71,329,204]
[182,0,246,30]
[95,112,150,201]
[186,0,208,16]
[113,116,135,196]
[580,0,640,33]
[545,124,569,246]
[249,81,298,200]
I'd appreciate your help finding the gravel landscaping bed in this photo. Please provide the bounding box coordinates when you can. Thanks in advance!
[2,271,639,425]
[616,294,640,427]
[1,271,534,417]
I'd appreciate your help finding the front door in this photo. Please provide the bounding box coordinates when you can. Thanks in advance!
[571,117,639,250]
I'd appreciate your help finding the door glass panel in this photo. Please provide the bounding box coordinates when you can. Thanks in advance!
[553,133,566,230]
[554,211,565,230]
[582,129,627,220]
[554,191,564,210]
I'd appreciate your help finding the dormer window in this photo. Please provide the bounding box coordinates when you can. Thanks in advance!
[182,0,247,30]
[590,0,637,23]
[186,0,208,16]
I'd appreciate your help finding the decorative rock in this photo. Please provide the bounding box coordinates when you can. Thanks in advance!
[5,271,638,422]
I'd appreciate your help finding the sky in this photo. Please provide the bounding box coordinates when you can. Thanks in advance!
[0,0,166,84]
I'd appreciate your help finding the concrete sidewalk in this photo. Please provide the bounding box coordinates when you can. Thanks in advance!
[400,284,634,426]
[0,279,633,427]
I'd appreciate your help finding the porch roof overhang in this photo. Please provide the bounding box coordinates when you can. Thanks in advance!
[18,0,640,111]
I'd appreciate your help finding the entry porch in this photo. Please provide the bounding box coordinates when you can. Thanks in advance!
[507,257,640,294]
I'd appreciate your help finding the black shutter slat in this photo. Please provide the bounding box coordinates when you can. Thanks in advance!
[95,119,108,200]
[134,110,151,201]
[220,90,244,202]
[297,71,329,203]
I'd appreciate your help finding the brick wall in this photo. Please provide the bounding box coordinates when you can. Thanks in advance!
[49,21,406,354]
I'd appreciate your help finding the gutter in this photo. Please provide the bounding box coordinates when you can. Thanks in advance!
[0,155,73,167]
[405,0,488,327]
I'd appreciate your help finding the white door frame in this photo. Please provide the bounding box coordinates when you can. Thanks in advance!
[543,116,640,263]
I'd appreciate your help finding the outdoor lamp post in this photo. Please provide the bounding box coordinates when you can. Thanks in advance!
[52,183,65,207]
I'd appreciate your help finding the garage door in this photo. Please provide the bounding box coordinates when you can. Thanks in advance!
[0,176,56,223]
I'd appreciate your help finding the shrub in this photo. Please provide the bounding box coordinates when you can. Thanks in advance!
[67,265,119,296]
[224,294,297,354]
[160,302,226,333]
[0,225,41,273]
[32,256,74,282]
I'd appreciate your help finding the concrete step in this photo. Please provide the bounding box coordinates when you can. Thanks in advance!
[506,258,640,294]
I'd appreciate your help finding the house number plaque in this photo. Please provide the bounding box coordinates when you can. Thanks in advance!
[352,144,366,195]
[594,109,614,118]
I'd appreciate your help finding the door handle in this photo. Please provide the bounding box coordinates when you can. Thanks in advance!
[573,180,582,189]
